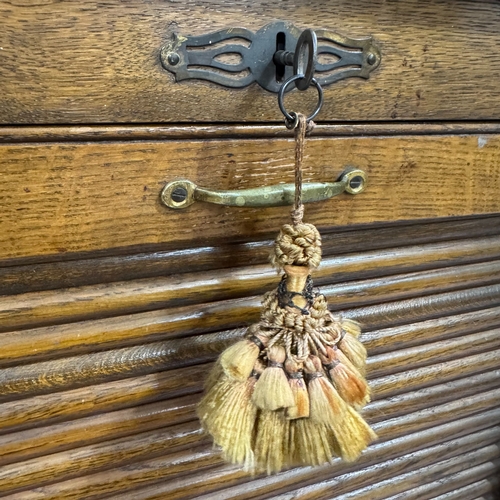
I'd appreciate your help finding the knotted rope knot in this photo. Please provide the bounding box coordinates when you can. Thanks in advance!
[271,222,322,270]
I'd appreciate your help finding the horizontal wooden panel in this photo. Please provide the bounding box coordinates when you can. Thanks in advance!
[384,462,500,500]
[8,447,222,500]
[278,447,500,500]
[365,369,500,424]
[371,387,500,441]
[2,393,499,498]
[1,136,500,261]
[2,1,500,123]
[1,372,498,472]
[0,421,205,496]
[3,236,500,333]
[3,123,500,144]
[0,364,208,435]
[0,395,199,467]
[351,284,500,331]
[0,283,498,369]
[0,316,497,404]
[433,478,500,500]
[125,415,500,500]
[4,219,500,294]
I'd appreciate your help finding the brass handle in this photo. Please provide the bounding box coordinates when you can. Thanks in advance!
[161,168,367,209]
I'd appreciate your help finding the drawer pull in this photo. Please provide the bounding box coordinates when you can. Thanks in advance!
[161,168,366,209]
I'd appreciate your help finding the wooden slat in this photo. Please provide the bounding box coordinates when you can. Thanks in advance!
[364,306,500,355]
[278,451,500,500]
[3,213,500,271]
[367,328,500,379]
[431,477,499,500]
[371,387,500,441]
[0,315,498,403]
[0,364,209,435]
[369,350,500,400]
[3,447,224,500]
[1,360,496,445]
[3,227,500,296]
[384,462,500,500]
[0,284,498,370]
[4,123,500,144]
[2,1,500,123]
[1,254,499,333]
[364,369,500,424]
[2,391,499,498]
[352,284,500,331]
[0,395,199,467]
[111,418,500,500]
[0,421,205,496]
[1,372,498,473]
[2,137,500,261]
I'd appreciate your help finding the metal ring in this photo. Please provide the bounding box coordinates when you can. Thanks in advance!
[293,29,317,91]
[278,74,324,125]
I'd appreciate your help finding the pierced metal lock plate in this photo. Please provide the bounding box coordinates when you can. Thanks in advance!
[160,21,380,93]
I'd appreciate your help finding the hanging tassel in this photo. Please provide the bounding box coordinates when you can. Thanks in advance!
[254,410,290,474]
[197,113,376,473]
[338,320,367,375]
[304,355,375,462]
[289,418,337,467]
[220,334,264,381]
[319,346,370,410]
[198,360,264,469]
[285,358,310,419]
[252,345,295,411]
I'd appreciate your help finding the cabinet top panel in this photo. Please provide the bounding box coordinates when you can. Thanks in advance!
[1,0,500,124]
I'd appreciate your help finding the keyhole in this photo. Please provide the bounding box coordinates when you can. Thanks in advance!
[275,31,286,83]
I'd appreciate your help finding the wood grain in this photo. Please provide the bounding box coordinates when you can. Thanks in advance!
[3,123,500,144]
[1,136,500,261]
[364,306,500,355]
[276,448,500,500]
[0,282,498,369]
[6,447,224,500]
[3,238,500,333]
[367,328,500,379]
[2,395,499,498]
[364,369,500,424]
[2,1,500,123]
[383,462,500,500]
[370,350,500,400]
[434,478,500,500]
[0,395,199,467]
[352,283,500,331]
[122,419,500,500]
[4,224,500,295]
[0,421,206,496]
[2,370,499,473]
[0,320,496,406]
[371,388,500,441]
[0,364,209,435]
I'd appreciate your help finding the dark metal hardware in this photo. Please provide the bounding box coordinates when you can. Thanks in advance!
[278,76,324,124]
[160,21,381,93]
